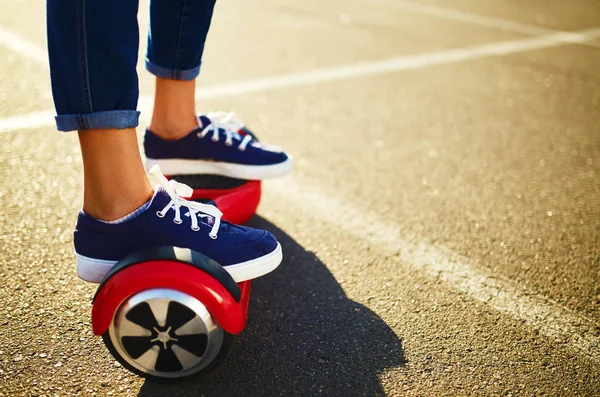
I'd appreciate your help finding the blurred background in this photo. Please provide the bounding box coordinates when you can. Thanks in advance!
[1,0,599,395]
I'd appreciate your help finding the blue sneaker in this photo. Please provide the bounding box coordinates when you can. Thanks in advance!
[74,166,282,283]
[144,112,292,180]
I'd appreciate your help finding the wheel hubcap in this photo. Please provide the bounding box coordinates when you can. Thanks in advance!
[109,288,224,378]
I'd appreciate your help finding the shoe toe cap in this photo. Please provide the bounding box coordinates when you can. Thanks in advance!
[218,225,279,264]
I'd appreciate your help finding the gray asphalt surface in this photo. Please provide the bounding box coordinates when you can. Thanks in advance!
[1,0,599,396]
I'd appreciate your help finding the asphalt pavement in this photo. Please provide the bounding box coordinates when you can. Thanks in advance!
[0,0,599,395]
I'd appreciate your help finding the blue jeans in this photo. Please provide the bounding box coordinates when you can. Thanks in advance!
[46,0,216,131]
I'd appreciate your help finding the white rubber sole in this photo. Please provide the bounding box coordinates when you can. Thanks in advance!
[76,243,283,284]
[145,157,292,180]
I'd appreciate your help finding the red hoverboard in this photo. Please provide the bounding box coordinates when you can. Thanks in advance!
[91,129,264,380]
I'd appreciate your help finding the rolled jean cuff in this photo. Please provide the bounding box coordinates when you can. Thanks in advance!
[145,58,200,81]
[55,110,140,132]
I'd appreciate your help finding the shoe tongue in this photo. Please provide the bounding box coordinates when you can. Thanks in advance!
[152,185,231,230]
[197,115,212,129]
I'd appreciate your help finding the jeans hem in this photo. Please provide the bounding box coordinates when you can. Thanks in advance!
[145,58,200,81]
[55,110,140,131]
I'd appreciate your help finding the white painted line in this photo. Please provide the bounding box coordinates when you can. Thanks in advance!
[372,0,556,36]
[190,27,600,101]
[0,110,56,133]
[2,26,600,133]
[369,0,600,48]
[0,25,48,65]
[267,176,600,363]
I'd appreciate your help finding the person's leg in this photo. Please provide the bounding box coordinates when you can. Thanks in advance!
[78,129,152,220]
[46,0,282,288]
[146,0,217,140]
[150,78,197,140]
[47,0,152,220]
[142,0,292,179]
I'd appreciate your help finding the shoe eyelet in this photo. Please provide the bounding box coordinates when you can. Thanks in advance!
[156,211,165,218]
[225,142,232,147]
[197,133,203,138]
[191,226,200,231]
[173,219,183,224]
[211,137,219,143]
[209,234,217,240]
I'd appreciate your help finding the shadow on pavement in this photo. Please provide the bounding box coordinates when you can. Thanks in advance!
[138,216,405,397]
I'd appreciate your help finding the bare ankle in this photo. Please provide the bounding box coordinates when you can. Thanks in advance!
[151,77,198,140]
[83,188,153,221]
[78,127,154,221]
[149,115,199,140]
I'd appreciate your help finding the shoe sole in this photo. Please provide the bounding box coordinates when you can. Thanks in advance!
[76,242,283,284]
[145,157,292,180]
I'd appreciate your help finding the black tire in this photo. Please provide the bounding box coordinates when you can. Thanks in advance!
[102,331,236,381]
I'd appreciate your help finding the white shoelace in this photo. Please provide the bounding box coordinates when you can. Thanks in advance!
[196,111,254,151]
[149,165,223,239]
